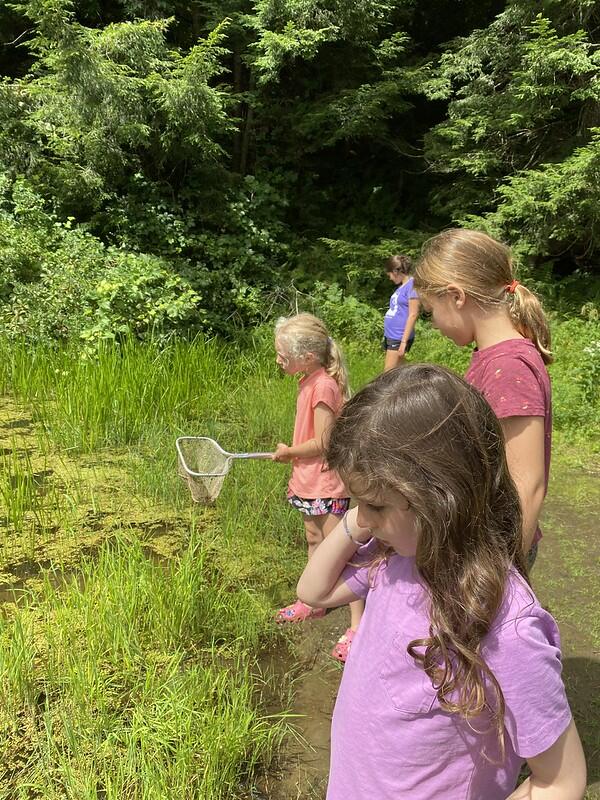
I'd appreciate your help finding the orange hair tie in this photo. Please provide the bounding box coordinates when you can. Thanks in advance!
[505,279,520,294]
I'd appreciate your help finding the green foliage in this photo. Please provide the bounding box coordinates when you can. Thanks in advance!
[304,280,382,343]
[2,3,231,215]
[580,337,600,407]
[481,130,600,260]
[251,0,400,83]
[1,0,600,342]
[0,185,203,344]
[252,20,336,83]
[320,228,427,301]
[80,253,202,344]
[551,315,600,440]
[423,4,600,265]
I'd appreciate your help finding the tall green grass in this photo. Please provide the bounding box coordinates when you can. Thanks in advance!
[0,337,240,450]
[0,317,596,458]
[0,316,596,798]
[0,332,334,798]
[0,531,288,799]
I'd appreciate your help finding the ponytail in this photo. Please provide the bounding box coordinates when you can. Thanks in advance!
[325,337,350,401]
[507,284,553,365]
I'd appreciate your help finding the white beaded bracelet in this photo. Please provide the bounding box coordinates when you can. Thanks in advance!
[342,511,363,545]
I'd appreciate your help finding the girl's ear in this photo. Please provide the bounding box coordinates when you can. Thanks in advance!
[446,283,467,309]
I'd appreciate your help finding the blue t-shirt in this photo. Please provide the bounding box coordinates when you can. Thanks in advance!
[384,278,418,340]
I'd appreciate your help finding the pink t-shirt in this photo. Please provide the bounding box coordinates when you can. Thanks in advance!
[465,339,552,544]
[288,368,348,499]
[327,555,572,800]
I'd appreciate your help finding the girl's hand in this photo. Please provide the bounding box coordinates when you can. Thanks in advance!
[273,443,293,462]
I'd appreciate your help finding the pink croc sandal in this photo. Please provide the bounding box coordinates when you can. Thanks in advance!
[331,628,355,663]
[275,599,326,624]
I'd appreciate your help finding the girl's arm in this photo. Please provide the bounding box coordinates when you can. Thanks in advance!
[297,506,370,608]
[273,402,335,462]
[396,298,421,357]
[506,720,586,799]
[501,416,546,554]
[402,298,421,343]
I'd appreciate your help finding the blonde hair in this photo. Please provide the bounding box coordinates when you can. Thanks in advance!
[275,313,350,400]
[414,229,553,364]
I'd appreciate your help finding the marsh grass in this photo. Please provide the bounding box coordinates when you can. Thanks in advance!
[0,334,321,798]
[0,531,289,799]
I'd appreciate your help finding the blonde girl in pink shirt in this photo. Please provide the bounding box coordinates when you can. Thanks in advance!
[272,313,364,662]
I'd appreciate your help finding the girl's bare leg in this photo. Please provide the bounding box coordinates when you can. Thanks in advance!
[320,513,365,630]
[384,349,407,371]
[304,515,329,560]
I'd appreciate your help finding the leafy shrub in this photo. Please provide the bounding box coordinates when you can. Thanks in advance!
[295,281,383,345]
[0,203,203,345]
[80,253,202,345]
[551,315,600,440]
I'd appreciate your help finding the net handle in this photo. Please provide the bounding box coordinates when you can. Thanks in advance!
[229,452,272,460]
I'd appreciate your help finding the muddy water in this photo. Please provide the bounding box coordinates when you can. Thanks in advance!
[262,608,347,800]
[265,475,600,800]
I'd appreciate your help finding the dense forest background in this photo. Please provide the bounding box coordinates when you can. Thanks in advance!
[0,0,599,343]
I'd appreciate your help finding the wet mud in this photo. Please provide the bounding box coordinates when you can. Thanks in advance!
[261,608,347,800]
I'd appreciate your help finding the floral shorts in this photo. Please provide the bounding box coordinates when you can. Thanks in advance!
[287,494,350,516]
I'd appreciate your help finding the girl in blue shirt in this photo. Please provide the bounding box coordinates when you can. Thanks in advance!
[383,254,420,371]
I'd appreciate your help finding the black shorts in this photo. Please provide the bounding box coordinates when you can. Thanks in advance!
[382,337,414,352]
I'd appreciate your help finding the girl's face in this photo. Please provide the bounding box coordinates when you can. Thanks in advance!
[420,291,474,347]
[353,483,419,557]
[275,338,314,376]
[387,269,406,285]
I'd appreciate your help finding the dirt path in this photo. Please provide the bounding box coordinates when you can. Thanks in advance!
[265,472,600,799]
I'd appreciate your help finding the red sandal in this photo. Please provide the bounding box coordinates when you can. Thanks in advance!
[275,599,326,624]
[331,628,355,663]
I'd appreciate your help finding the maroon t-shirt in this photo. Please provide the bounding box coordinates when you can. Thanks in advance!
[465,338,552,544]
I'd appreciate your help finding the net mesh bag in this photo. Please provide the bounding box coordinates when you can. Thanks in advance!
[177,438,232,504]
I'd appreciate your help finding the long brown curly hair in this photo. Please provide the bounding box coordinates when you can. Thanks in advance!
[326,364,529,754]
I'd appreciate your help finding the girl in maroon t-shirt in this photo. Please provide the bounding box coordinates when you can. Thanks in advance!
[413,229,552,564]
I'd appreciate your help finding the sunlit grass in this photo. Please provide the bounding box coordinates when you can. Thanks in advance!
[0,333,332,798]
[0,532,289,799]
[0,323,596,797]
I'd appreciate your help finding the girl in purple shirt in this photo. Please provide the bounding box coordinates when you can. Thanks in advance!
[413,229,552,562]
[298,365,586,800]
[383,254,421,371]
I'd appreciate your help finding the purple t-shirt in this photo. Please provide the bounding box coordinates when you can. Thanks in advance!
[327,555,571,800]
[384,278,418,340]
[465,338,552,544]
